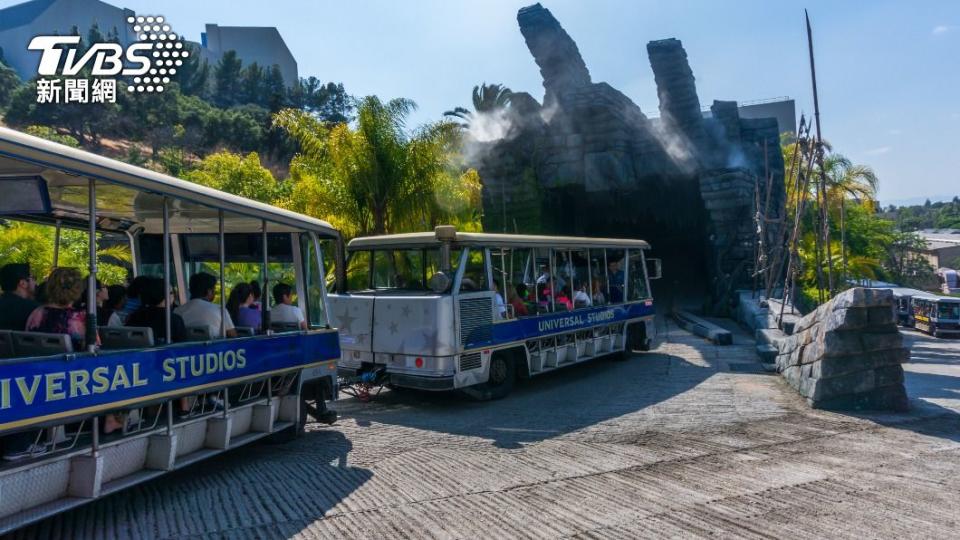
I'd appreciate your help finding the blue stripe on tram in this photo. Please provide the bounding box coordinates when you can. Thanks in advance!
[472,301,655,349]
[0,332,341,429]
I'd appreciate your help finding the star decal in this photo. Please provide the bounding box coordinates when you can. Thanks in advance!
[401,305,412,317]
[389,322,399,335]
[336,307,356,334]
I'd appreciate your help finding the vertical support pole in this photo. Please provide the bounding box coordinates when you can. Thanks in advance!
[586,249,593,305]
[219,210,226,339]
[311,231,329,328]
[548,249,556,312]
[53,219,62,267]
[603,250,610,300]
[261,220,271,333]
[162,197,171,344]
[624,249,631,303]
[86,179,98,352]
[91,416,99,456]
[166,400,174,435]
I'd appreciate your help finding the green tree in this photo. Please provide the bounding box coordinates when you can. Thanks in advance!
[23,125,79,147]
[291,78,352,123]
[213,50,243,108]
[0,222,130,285]
[0,58,20,112]
[821,153,879,282]
[239,62,265,107]
[184,151,278,203]
[275,96,480,238]
[444,83,513,127]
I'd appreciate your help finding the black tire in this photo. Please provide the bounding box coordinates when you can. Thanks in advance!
[462,352,516,401]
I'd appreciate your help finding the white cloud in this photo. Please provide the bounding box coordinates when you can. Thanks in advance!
[864,146,892,156]
[933,25,952,35]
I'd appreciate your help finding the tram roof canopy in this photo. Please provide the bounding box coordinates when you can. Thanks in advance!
[0,127,338,237]
[348,228,651,250]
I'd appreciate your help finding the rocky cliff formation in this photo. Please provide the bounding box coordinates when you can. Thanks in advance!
[473,3,787,312]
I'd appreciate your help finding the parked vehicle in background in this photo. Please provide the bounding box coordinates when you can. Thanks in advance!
[912,295,960,338]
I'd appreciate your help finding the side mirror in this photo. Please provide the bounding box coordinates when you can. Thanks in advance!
[646,258,662,280]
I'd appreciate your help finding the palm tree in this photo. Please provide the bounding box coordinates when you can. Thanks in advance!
[274,96,478,237]
[821,153,879,283]
[444,83,513,127]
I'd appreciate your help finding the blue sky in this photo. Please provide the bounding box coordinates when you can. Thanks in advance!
[5,0,959,204]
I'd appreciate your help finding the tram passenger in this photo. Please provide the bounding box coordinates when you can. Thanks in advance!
[573,284,592,308]
[607,259,624,303]
[509,284,529,317]
[555,287,573,311]
[25,268,99,351]
[175,272,237,338]
[76,279,108,315]
[591,278,606,306]
[126,277,187,344]
[270,283,307,330]
[493,281,507,319]
[249,280,262,309]
[102,285,127,327]
[0,263,38,331]
[227,282,261,331]
[116,276,151,322]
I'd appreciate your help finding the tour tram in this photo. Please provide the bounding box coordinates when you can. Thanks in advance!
[912,294,960,338]
[0,127,341,532]
[329,226,660,400]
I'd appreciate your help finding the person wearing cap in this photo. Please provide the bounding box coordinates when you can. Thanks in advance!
[0,263,39,331]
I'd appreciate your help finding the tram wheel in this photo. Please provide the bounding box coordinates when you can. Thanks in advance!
[462,352,516,401]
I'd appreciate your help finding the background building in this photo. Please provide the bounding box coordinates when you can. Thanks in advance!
[702,97,797,136]
[0,0,298,85]
[200,24,297,88]
[913,229,960,270]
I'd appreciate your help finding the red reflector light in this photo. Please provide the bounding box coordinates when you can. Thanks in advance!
[415,357,424,368]
[483,349,490,354]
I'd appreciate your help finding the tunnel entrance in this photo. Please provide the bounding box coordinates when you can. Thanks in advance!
[534,183,711,313]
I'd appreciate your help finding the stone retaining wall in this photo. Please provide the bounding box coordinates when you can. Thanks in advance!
[775,288,909,411]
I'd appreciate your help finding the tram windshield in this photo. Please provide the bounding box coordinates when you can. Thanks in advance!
[938,302,960,320]
[346,248,462,294]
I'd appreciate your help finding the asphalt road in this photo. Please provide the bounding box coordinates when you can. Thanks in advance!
[14,323,960,539]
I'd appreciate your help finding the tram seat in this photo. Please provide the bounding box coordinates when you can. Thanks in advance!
[99,326,154,349]
[185,325,212,342]
[234,326,256,337]
[270,322,300,333]
[0,330,15,358]
[11,331,73,356]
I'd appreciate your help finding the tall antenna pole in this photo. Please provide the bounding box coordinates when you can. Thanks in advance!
[806,9,834,296]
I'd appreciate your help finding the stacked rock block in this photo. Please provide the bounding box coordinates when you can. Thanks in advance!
[699,169,757,306]
[775,288,909,411]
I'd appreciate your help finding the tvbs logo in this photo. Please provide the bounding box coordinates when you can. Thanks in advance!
[28,15,187,104]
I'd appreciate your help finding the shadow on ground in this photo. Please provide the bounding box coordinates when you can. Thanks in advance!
[339,346,718,449]
[12,429,371,539]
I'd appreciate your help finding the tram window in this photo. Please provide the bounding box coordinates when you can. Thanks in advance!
[346,251,371,291]
[627,250,649,301]
[588,249,608,306]
[299,234,328,327]
[459,248,488,292]
[606,249,625,304]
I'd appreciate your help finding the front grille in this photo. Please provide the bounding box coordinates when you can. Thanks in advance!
[459,352,482,371]
[459,297,493,346]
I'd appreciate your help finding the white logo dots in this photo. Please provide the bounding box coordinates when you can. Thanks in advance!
[125,14,185,94]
